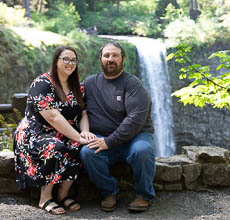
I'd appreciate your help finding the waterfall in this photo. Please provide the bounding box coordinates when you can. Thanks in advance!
[99,36,176,157]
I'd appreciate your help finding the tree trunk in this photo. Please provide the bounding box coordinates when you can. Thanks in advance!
[117,0,120,15]
[87,0,96,11]
[189,0,201,20]
[37,0,43,14]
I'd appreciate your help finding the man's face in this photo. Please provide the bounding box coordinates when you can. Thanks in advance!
[100,44,125,78]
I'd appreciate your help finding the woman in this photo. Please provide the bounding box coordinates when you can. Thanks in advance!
[14,46,95,215]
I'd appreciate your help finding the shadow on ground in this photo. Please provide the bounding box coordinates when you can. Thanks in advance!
[0,187,230,219]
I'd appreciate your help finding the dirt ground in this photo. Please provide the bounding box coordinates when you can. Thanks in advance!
[0,187,230,220]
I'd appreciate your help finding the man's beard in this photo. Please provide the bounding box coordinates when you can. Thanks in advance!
[102,61,123,77]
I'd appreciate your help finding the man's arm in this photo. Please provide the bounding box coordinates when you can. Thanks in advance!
[104,77,151,148]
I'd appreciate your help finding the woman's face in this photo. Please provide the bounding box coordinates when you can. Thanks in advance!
[57,49,77,79]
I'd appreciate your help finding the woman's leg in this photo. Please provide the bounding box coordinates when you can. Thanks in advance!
[57,180,80,211]
[39,184,65,214]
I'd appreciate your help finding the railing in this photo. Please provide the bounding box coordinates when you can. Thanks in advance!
[0,93,28,132]
[0,104,13,113]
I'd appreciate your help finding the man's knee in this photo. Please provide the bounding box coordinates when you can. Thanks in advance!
[80,145,94,160]
[128,141,155,164]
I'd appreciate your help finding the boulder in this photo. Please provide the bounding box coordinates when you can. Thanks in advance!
[0,152,15,174]
[182,146,230,163]
[202,163,230,186]
[182,163,202,187]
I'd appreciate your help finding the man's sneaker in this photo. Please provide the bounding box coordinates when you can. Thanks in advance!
[101,194,119,212]
[128,197,151,212]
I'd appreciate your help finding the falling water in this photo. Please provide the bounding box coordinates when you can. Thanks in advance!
[100,36,176,157]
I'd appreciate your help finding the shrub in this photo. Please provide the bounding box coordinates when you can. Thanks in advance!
[164,15,221,46]
[0,2,28,26]
[32,1,80,35]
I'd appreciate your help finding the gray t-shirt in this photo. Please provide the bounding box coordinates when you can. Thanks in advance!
[83,72,154,148]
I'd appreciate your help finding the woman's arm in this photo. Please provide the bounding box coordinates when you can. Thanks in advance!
[40,109,88,145]
[79,110,96,141]
[79,110,90,132]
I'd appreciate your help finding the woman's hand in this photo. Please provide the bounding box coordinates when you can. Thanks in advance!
[80,131,96,142]
[79,136,89,145]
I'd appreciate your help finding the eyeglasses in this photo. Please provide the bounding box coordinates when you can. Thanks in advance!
[58,57,78,65]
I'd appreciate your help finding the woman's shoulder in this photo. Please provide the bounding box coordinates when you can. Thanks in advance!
[29,73,55,93]
[34,72,53,83]
[31,72,55,87]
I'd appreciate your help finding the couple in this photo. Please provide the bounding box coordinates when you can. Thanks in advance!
[13,41,156,215]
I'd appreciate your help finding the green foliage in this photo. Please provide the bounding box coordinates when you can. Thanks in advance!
[80,0,159,37]
[112,18,130,35]
[162,4,185,24]
[164,14,221,46]
[0,25,54,103]
[168,44,230,109]
[131,16,160,37]
[155,0,179,22]
[32,0,80,35]
[0,25,139,103]
[0,2,28,26]
[0,112,19,152]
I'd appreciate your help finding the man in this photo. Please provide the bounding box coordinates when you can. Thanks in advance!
[80,41,155,212]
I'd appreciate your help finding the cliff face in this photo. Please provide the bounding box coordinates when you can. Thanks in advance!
[168,43,230,153]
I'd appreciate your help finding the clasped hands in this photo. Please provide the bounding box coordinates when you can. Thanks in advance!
[80,131,108,153]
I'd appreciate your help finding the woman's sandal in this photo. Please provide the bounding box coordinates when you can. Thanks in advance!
[40,199,66,215]
[59,196,80,211]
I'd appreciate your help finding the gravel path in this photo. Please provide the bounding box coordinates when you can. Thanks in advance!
[0,187,230,220]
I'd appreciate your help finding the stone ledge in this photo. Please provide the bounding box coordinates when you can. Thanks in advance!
[0,146,229,198]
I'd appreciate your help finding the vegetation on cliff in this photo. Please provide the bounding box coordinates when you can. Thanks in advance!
[0,11,137,103]
[168,44,230,109]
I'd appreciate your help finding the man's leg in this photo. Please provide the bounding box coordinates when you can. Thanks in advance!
[80,145,119,196]
[121,132,156,211]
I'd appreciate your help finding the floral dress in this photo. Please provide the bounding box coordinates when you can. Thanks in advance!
[14,72,84,190]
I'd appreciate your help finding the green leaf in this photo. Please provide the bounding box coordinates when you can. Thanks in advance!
[166,53,175,61]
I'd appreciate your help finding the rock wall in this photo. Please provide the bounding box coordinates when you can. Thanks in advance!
[1,146,229,198]
[168,43,230,153]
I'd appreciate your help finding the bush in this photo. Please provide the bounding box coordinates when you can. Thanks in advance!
[132,16,160,37]
[32,1,80,35]
[0,2,28,26]
[164,15,221,46]
[112,18,131,35]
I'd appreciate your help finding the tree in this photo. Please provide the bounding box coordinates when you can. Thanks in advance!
[167,44,230,109]
[37,0,43,13]
[22,0,31,20]
[189,0,201,20]
[0,0,10,6]
[86,0,96,11]
[155,0,179,23]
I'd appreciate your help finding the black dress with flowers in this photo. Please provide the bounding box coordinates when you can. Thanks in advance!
[14,73,83,190]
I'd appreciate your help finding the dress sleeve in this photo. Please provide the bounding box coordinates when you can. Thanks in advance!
[29,77,57,112]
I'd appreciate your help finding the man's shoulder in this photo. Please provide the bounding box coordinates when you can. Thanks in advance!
[85,72,103,83]
[123,72,143,86]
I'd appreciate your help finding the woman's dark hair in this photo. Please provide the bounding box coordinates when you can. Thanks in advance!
[50,46,85,109]
[99,41,126,60]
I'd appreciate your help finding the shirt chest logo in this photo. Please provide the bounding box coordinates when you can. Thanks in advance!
[117,96,121,101]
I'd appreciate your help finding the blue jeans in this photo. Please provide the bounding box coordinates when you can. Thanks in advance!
[80,132,156,200]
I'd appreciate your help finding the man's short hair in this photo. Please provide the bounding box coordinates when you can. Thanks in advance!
[99,41,126,58]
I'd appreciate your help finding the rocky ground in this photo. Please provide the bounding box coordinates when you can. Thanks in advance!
[0,187,230,220]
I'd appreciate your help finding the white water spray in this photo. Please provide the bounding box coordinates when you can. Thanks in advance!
[100,36,176,157]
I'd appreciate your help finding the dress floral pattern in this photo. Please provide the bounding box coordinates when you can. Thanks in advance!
[14,72,84,190]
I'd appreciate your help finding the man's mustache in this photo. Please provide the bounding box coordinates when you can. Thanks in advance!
[106,61,116,66]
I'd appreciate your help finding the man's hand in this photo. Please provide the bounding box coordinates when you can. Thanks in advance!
[88,137,108,153]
